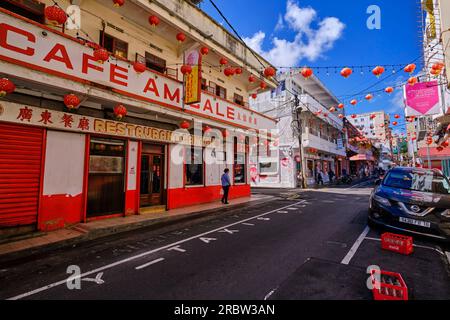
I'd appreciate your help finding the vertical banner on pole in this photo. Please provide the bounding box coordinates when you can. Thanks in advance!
[184,47,202,105]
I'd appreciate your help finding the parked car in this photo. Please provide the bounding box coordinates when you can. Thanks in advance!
[368,167,450,242]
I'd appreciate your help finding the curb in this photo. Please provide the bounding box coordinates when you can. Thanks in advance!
[0,196,276,264]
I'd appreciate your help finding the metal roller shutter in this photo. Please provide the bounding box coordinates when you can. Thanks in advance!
[0,123,43,227]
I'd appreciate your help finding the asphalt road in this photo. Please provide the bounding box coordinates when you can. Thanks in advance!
[0,182,449,300]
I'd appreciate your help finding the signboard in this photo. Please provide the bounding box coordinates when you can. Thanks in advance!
[404,81,441,116]
[183,47,201,105]
[0,101,220,147]
[0,11,276,130]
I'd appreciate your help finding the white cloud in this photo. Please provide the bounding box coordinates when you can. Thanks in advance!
[274,14,284,32]
[243,0,345,67]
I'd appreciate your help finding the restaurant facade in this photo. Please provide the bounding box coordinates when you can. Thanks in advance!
[0,0,277,234]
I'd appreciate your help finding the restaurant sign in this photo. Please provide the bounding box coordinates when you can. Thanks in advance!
[0,101,217,147]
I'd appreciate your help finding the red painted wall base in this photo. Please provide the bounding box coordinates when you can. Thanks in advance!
[167,184,251,210]
[39,194,84,231]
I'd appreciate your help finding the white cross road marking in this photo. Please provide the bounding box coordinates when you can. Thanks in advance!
[341,226,370,265]
[7,200,306,300]
[81,272,105,285]
[199,237,217,244]
[135,258,165,270]
[242,223,255,226]
[167,245,187,253]
[219,229,239,234]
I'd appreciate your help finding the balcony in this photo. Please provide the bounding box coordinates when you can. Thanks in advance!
[302,132,346,157]
[300,94,343,130]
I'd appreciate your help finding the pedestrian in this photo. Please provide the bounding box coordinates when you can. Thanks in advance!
[328,169,335,183]
[317,171,323,186]
[221,168,231,204]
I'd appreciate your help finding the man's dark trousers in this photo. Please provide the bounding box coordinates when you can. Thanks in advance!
[222,186,230,204]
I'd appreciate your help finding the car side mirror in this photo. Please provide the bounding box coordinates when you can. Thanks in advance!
[375,179,381,186]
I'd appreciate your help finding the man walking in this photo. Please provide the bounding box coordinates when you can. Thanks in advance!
[221,168,231,204]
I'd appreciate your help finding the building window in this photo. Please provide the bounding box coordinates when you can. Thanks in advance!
[234,137,246,184]
[216,85,227,100]
[185,146,204,186]
[145,52,166,74]
[0,0,45,23]
[100,32,128,59]
[233,93,244,106]
[201,78,208,91]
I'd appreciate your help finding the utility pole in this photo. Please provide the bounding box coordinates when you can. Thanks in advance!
[293,94,307,189]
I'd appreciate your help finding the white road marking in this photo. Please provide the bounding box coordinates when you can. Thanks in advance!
[199,237,217,244]
[81,272,105,285]
[242,223,255,226]
[277,211,288,214]
[264,289,275,300]
[341,226,370,265]
[218,229,239,234]
[7,200,306,300]
[257,217,270,221]
[167,246,186,253]
[135,258,165,270]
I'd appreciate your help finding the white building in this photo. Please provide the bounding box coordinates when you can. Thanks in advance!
[250,71,347,188]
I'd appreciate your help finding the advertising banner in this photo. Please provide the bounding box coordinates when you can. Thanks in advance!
[404,81,441,116]
[183,47,202,105]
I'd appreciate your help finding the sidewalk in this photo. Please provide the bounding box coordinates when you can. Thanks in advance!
[0,194,274,261]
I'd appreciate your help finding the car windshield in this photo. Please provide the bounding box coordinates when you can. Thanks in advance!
[383,170,450,194]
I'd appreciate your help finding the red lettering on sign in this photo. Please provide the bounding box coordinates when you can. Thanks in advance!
[227,106,235,120]
[0,23,35,56]
[143,78,160,97]
[203,99,213,113]
[43,43,73,70]
[215,102,224,117]
[82,53,103,74]
[110,64,128,87]
[163,84,180,103]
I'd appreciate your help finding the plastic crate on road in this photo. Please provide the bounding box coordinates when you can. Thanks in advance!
[370,270,409,301]
[381,232,414,255]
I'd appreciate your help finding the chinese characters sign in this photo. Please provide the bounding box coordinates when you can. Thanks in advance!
[183,47,201,105]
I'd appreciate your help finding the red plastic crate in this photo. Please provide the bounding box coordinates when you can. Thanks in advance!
[370,270,409,301]
[381,232,414,255]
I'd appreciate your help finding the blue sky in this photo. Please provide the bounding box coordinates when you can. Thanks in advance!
[200,0,422,134]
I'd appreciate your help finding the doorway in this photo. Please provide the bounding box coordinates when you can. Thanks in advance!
[140,144,165,207]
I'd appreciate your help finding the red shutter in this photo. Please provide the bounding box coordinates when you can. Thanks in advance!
[0,123,43,227]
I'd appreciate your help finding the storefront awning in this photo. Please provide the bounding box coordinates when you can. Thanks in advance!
[350,154,375,161]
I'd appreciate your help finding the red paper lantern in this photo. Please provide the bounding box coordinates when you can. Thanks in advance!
[392,121,398,126]
[365,94,373,101]
[248,75,256,83]
[260,82,267,90]
[338,114,344,119]
[63,94,81,110]
[148,15,160,27]
[432,62,445,70]
[180,65,192,75]
[251,93,257,99]
[203,125,211,133]
[404,63,416,74]
[180,120,190,129]
[114,104,127,120]
[338,103,344,109]
[301,67,313,79]
[370,114,376,120]
[133,61,146,74]
[45,5,67,26]
[113,0,125,7]
[234,67,243,75]
[351,114,357,119]
[93,48,109,64]
[323,113,328,118]
[385,87,394,94]
[350,99,357,106]
[0,78,15,97]
[224,67,235,77]
[408,77,418,86]
[340,67,353,78]
[329,107,336,112]
[264,67,276,78]
[219,58,228,66]
[176,32,186,43]
[442,141,449,148]
[437,146,444,152]
[200,47,209,55]
[394,114,400,119]
[430,68,442,77]
[372,66,385,77]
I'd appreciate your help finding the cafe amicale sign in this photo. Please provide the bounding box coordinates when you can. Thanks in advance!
[0,10,276,131]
